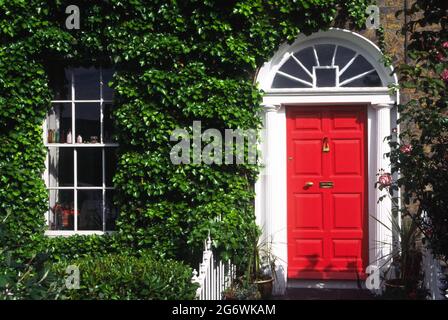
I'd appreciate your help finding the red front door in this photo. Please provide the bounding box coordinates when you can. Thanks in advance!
[287,106,367,280]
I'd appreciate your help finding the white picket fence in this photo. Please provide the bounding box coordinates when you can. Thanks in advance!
[192,236,236,300]
[422,246,448,300]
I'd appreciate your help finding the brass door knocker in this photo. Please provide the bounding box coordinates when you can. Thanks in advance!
[322,137,330,153]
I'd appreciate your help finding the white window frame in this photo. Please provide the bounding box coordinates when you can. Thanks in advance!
[43,67,118,237]
[268,33,388,91]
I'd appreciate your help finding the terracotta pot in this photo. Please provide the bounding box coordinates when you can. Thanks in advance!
[254,277,274,299]
[384,279,421,299]
[385,278,405,289]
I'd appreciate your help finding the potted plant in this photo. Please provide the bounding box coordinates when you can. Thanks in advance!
[245,230,277,299]
[374,215,425,299]
[374,171,427,299]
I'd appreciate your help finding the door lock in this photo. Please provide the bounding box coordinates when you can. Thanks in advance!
[305,181,314,187]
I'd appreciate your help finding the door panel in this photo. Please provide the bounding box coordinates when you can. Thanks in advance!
[294,141,322,175]
[293,194,323,229]
[332,140,361,175]
[287,106,367,280]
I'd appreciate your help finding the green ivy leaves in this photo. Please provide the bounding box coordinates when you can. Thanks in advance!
[0,0,372,272]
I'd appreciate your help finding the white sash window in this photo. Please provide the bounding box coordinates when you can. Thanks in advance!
[44,67,118,235]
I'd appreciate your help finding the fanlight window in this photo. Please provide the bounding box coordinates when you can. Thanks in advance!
[272,44,382,88]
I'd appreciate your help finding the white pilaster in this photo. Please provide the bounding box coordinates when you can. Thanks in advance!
[372,103,393,273]
[263,104,279,243]
[261,103,287,295]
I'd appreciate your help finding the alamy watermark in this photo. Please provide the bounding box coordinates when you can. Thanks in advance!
[65,5,80,30]
[170,121,258,165]
[365,265,381,290]
[366,5,380,29]
[65,265,80,290]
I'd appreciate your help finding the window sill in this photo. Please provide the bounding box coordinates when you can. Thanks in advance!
[44,143,119,147]
[45,230,115,237]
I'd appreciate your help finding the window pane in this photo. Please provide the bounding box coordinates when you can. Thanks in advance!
[277,58,312,83]
[78,190,103,230]
[293,47,316,73]
[47,64,71,100]
[47,103,72,144]
[49,189,74,230]
[102,68,115,100]
[342,71,382,87]
[272,74,309,88]
[335,46,356,69]
[77,148,102,187]
[105,190,118,231]
[315,68,337,87]
[315,44,335,66]
[105,148,117,187]
[103,103,117,143]
[74,67,100,100]
[340,55,375,83]
[75,103,100,143]
[48,147,74,187]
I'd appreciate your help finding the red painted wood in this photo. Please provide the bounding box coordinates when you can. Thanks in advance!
[287,106,367,280]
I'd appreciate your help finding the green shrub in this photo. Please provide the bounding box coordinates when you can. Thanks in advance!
[0,214,62,300]
[0,252,63,300]
[55,251,198,300]
[46,234,123,262]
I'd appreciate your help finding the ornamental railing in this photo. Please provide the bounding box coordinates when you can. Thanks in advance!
[422,245,448,300]
[192,236,236,300]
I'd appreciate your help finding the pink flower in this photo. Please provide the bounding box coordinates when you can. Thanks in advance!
[441,69,448,83]
[400,144,412,154]
[378,172,392,187]
[436,51,445,62]
[442,41,448,49]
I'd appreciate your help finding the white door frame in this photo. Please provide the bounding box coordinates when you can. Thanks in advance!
[254,29,398,294]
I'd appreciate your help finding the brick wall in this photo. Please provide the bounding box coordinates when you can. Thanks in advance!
[357,0,409,101]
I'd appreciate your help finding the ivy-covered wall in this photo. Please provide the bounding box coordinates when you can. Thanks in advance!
[0,1,373,268]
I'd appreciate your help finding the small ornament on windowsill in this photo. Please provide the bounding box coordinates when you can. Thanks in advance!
[90,136,99,143]
[54,130,60,143]
[76,134,83,143]
[66,130,72,144]
[48,129,54,143]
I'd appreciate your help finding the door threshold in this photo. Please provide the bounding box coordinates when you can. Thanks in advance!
[287,279,367,290]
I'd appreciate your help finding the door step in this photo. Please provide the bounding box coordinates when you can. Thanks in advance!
[287,279,367,290]
[278,280,375,300]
